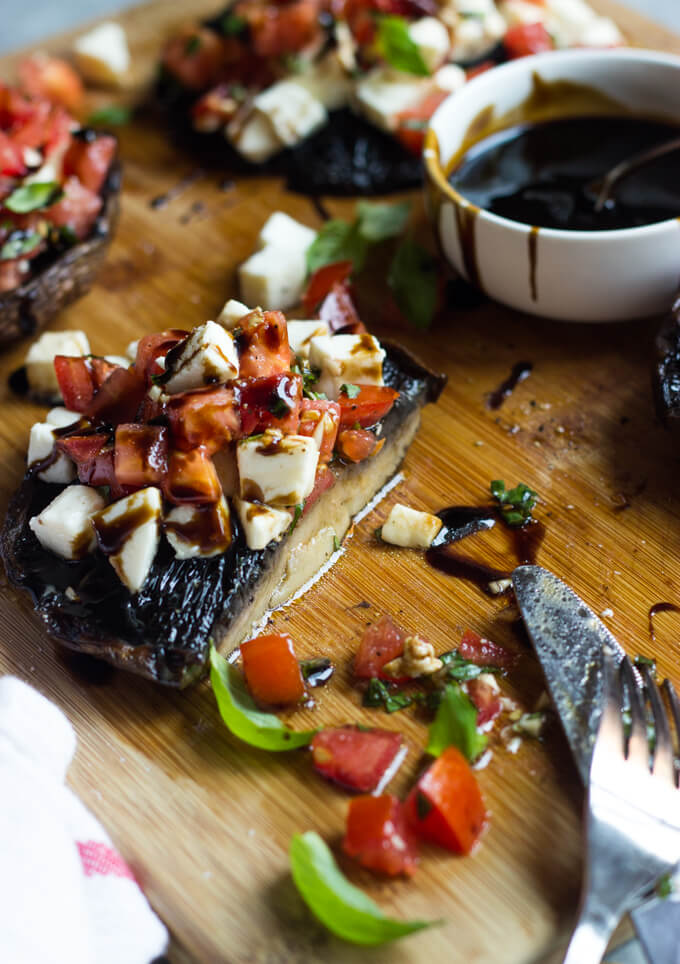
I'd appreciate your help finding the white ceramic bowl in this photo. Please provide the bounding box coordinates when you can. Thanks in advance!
[424,48,680,322]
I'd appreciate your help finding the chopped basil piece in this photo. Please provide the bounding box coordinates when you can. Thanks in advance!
[440,650,501,682]
[388,237,438,330]
[363,678,415,714]
[58,224,78,247]
[0,229,42,261]
[5,181,62,214]
[657,873,674,899]
[289,832,433,945]
[340,383,360,398]
[377,16,430,76]
[209,645,316,750]
[269,396,290,418]
[333,535,341,552]
[87,104,133,127]
[184,34,202,55]
[300,657,334,687]
[306,219,367,275]
[220,12,247,34]
[288,503,304,533]
[426,683,487,761]
[490,480,538,527]
[356,200,411,242]
[634,654,656,670]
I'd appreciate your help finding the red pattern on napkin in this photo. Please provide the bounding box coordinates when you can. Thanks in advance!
[77,840,135,881]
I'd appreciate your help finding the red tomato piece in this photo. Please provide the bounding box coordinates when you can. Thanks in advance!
[353,614,406,679]
[338,384,398,430]
[458,629,517,670]
[163,447,221,504]
[165,384,240,454]
[297,398,340,464]
[467,678,502,726]
[405,746,487,854]
[134,329,188,383]
[311,726,404,793]
[240,0,322,57]
[302,260,353,315]
[18,53,84,112]
[503,22,554,59]
[191,83,240,132]
[240,633,305,705]
[238,309,292,379]
[318,281,366,334]
[63,135,117,194]
[336,428,383,463]
[238,372,302,437]
[466,60,496,80]
[162,25,226,90]
[114,424,168,489]
[57,432,110,466]
[0,130,27,177]
[86,367,146,426]
[343,794,418,877]
[54,356,96,412]
[395,88,449,156]
[45,177,102,240]
[301,465,336,516]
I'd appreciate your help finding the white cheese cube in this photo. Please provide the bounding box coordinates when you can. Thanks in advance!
[451,9,506,60]
[381,503,443,549]
[578,16,623,47]
[125,339,139,361]
[239,246,307,311]
[257,212,317,254]
[500,0,546,26]
[409,18,451,72]
[25,330,90,399]
[73,21,131,86]
[287,320,330,360]
[237,430,319,507]
[92,487,162,593]
[434,63,466,94]
[45,407,80,428]
[104,354,129,368]
[297,52,353,110]
[228,112,281,164]
[233,497,292,550]
[164,321,239,393]
[164,498,231,559]
[308,333,385,400]
[27,423,76,484]
[29,485,104,559]
[354,67,430,132]
[253,80,327,147]
[217,298,251,330]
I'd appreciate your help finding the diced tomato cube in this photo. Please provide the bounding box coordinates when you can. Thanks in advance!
[238,372,302,437]
[114,424,168,489]
[162,25,227,91]
[165,384,240,454]
[86,367,146,426]
[466,60,496,80]
[240,0,322,57]
[503,22,554,59]
[163,446,221,504]
[0,130,27,177]
[45,176,102,240]
[318,281,366,334]
[63,135,117,194]
[240,633,305,705]
[311,726,404,793]
[54,356,96,412]
[301,465,336,516]
[405,746,487,855]
[354,614,406,679]
[343,794,418,877]
[134,329,188,383]
[467,678,502,726]
[302,260,353,315]
[458,629,517,670]
[238,310,292,379]
[18,53,84,112]
[338,385,398,430]
[395,89,448,156]
[336,428,383,463]
[57,432,110,466]
[298,398,340,464]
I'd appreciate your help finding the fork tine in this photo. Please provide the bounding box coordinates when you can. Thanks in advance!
[640,665,674,780]
[620,657,649,766]
[592,648,625,766]
[662,678,680,787]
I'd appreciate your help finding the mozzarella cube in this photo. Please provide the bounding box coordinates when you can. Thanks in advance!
[92,488,162,593]
[381,503,443,549]
[217,298,251,330]
[287,320,330,360]
[253,80,327,147]
[354,67,430,131]
[233,497,293,550]
[104,354,129,368]
[73,21,131,86]
[308,333,385,400]
[500,0,546,26]
[25,330,90,399]
[164,321,239,393]
[239,246,306,311]
[578,16,623,47]
[451,9,506,60]
[29,485,104,559]
[45,407,80,428]
[228,112,281,163]
[434,63,466,94]
[237,430,319,506]
[257,212,317,254]
[164,498,232,559]
[409,18,451,72]
[125,339,139,361]
[27,422,76,484]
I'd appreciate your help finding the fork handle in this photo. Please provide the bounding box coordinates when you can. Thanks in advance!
[562,895,619,964]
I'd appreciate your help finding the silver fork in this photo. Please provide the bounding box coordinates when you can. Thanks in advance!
[563,651,680,964]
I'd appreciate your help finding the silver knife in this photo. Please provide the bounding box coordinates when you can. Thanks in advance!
[512,564,680,964]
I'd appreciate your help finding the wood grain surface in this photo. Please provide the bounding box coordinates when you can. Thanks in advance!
[1,3,679,962]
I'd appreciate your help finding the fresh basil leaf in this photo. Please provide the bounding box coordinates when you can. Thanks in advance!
[184,34,202,55]
[490,480,538,527]
[306,219,367,275]
[220,12,248,34]
[5,182,62,214]
[357,201,411,242]
[426,683,487,761]
[87,104,133,127]
[209,645,316,751]
[388,237,438,330]
[288,503,304,533]
[289,831,433,945]
[363,678,414,714]
[340,383,360,398]
[377,16,430,77]
[657,873,674,899]
[0,230,42,261]
[440,650,500,682]
[269,396,290,418]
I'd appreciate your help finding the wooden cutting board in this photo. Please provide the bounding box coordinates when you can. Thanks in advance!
[1,3,679,961]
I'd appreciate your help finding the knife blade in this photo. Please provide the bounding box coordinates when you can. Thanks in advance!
[511,564,680,964]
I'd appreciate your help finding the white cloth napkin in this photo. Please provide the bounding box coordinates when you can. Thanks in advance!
[0,676,168,964]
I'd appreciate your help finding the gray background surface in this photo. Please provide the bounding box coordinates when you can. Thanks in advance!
[1,0,679,54]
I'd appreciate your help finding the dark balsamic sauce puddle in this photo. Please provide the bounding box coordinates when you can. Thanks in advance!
[487,361,533,410]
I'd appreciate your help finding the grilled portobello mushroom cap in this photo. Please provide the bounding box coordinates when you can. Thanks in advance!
[654,296,680,426]
[1,343,445,687]
[0,146,121,348]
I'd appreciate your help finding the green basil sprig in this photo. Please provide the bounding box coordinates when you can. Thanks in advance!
[388,237,438,330]
[426,683,487,761]
[0,229,43,261]
[377,16,430,76]
[87,105,132,127]
[490,480,538,527]
[5,181,63,214]
[306,200,411,275]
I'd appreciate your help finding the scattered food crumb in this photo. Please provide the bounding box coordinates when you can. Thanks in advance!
[565,504,574,510]
[473,749,493,770]
[600,608,614,618]
[474,440,484,447]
